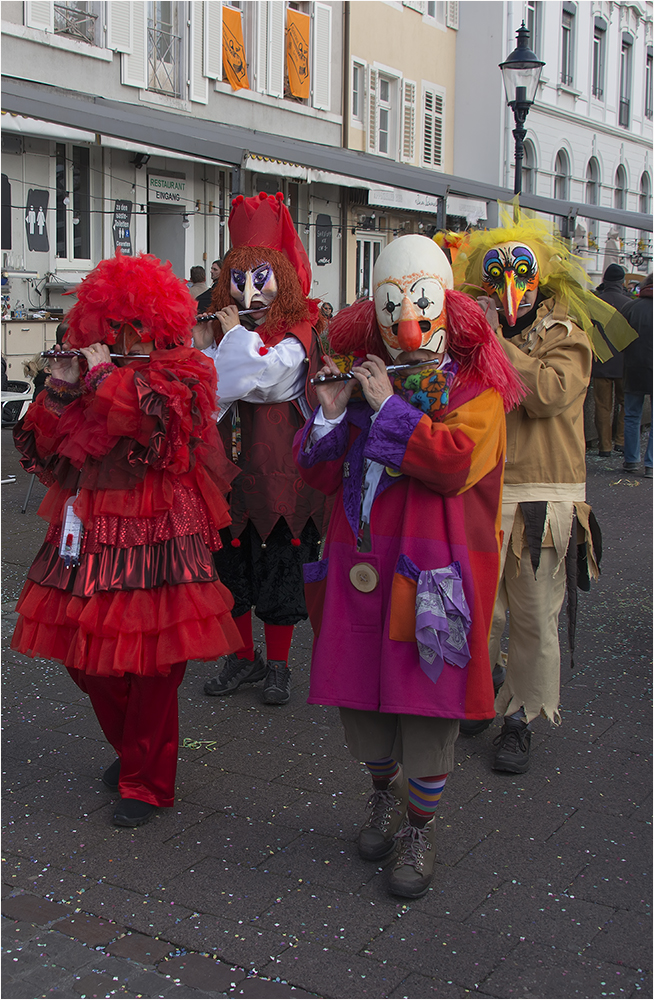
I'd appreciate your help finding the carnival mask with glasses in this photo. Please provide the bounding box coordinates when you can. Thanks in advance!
[372,235,453,359]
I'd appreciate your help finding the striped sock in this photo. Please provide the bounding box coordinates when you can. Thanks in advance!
[407,774,448,827]
[365,757,400,790]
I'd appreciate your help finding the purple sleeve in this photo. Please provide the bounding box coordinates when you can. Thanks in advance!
[294,408,351,468]
[363,394,424,469]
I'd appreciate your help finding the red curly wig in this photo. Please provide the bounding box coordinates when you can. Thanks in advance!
[212,246,325,345]
[65,252,198,350]
[328,291,525,413]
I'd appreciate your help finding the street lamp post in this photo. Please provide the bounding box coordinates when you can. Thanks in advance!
[499,22,545,195]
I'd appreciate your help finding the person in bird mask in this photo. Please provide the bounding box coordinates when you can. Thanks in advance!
[293,234,524,899]
[447,205,635,773]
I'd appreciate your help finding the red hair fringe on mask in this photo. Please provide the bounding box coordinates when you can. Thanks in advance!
[65,252,198,350]
[212,246,325,345]
[327,292,525,412]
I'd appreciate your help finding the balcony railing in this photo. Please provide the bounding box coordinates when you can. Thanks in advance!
[54,3,98,44]
[591,84,603,100]
[619,98,630,127]
[148,25,181,97]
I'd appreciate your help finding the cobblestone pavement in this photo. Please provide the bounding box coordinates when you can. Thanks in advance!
[2,427,652,999]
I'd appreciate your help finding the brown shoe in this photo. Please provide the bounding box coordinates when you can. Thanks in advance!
[388,816,437,898]
[357,768,408,861]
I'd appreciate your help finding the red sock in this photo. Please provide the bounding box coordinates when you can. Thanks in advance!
[264,624,294,663]
[233,611,255,661]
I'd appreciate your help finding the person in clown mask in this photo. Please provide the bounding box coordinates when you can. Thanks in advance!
[449,208,635,774]
[293,235,524,899]
[11,253,241,827]
[194,192,330,707]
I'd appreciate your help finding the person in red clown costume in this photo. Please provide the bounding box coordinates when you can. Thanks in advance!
[193,191,329,706]
[293,235,525,898]
[11,253,241,828]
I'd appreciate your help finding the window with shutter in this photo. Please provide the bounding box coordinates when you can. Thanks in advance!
[422,85,444,169]
[107,0,132,52]
[189,2,208,103]
[403,1,426,12]
[204,0,223,81]
[401,79,416,162]
[267,1,285,98]
[367,66,378,154]
[312,2,332,110]
[121,2,148,89]
[25,1,54,31]
[446,2,459,29]
[256,2,269,94]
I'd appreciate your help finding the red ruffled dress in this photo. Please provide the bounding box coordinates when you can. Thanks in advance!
[12,347,241,677]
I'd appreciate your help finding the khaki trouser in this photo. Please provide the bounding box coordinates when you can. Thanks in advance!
[339,708,459,776]
[489,506,568,725]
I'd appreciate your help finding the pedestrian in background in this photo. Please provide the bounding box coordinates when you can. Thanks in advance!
[188,265,207,299]
[592,264,632,457]
[621,272,653,477]
[196,259,222,314]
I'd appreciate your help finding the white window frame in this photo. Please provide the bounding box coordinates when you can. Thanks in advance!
[421,81,445,171]
[368,65,401,158]
[423,1,447,28]
[54,141,95,269]
[561,4,576,87]
[351,59,366,127]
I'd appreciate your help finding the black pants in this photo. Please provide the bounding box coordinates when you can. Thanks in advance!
[214,518,321,625]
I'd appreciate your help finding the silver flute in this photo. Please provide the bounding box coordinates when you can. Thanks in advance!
[196,307,270,321]
[311,363,427,385]
[41,350,152,359]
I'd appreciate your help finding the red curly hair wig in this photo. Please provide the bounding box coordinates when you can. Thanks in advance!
[328,291,525,413]
[65,252,198,350]
[212,246,325,344]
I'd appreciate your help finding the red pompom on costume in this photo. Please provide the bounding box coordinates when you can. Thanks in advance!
[11,253,242,817]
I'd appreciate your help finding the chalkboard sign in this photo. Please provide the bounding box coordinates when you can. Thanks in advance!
[112,200,133,255]
[315,213,332,267]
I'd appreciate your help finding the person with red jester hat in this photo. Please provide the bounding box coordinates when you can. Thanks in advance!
[194,191,329,706]
[293,235,525,898]
[11,253,242,828]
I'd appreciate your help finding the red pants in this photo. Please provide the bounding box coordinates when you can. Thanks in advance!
[67,663,187,807]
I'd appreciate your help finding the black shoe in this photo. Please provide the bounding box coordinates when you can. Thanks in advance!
[598,451,612,458]
[644,467,652,479]
[459,717,494,736]
[459,662,505,736]
[204,649,267,696]
[613,445,624,454]
[102,758,121,792]
[623,462,639,472]
[262,661,291,705]
[492,718,531,773]
[113,799,156,828]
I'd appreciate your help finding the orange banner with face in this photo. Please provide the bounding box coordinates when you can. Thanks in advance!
[223,5,249,91]
[286,9,310,100]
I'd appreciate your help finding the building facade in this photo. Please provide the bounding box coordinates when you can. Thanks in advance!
[2,0,345,324]
[454,0,653,278]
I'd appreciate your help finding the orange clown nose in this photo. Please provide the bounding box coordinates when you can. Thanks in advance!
[396,295,424,352]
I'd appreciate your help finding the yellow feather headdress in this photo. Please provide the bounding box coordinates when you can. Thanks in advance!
[439,202,636,361]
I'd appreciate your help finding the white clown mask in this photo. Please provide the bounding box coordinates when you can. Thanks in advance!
[373,235,453,359]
